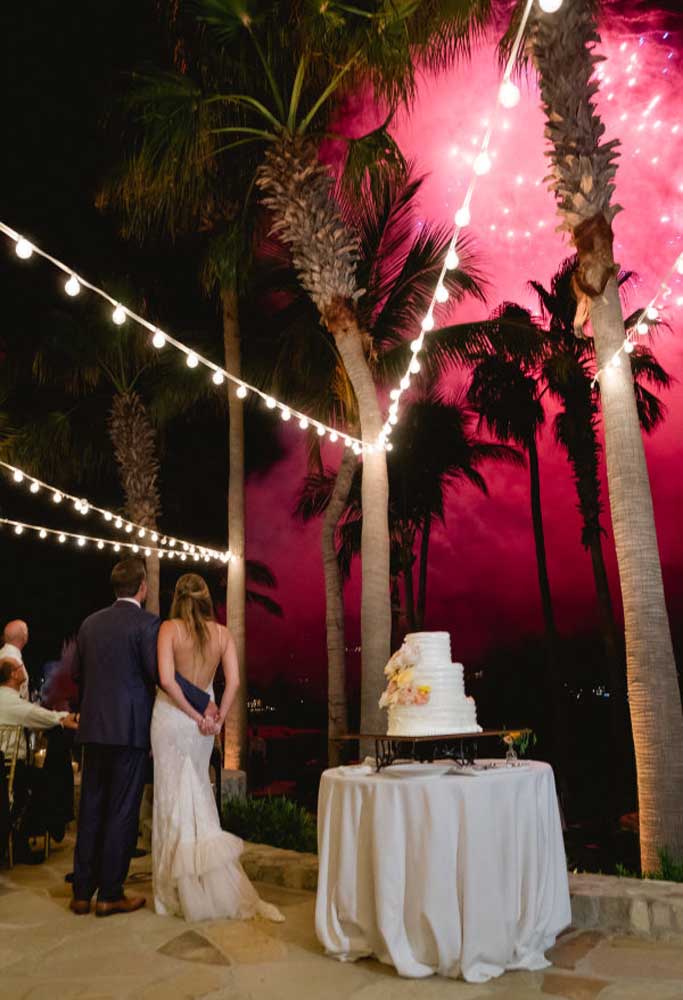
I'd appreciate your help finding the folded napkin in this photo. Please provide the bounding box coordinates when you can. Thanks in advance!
[336,762,375,777]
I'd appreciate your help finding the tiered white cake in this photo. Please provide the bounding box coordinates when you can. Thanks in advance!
[379,631,482,737]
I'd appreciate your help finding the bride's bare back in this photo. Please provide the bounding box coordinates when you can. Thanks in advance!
[169,619,226,691]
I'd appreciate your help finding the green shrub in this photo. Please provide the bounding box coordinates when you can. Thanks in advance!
[615,850,683,883]
[222,795,317,854]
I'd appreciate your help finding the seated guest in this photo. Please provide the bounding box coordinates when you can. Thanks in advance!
[0,620,30,700]
[0,658,78,862]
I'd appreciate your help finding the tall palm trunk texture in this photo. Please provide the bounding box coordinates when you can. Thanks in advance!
[528,0,683,870]
[108,390,162,614]
[221,288,247,771]
[416,516,432,631]
[257,137,391,735]
[322,449,356,764]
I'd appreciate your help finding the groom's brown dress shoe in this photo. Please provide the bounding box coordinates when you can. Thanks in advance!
[69,899,91,915]
[95,894,146,918]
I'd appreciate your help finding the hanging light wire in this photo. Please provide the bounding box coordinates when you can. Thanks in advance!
[0,457,230,562]
[0,515,229,564]
[0,221,367,454]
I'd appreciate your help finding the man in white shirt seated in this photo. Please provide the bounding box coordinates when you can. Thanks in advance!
[0,620,31,700]
[0,658,77,863]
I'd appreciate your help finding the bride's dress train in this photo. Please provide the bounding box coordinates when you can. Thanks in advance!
[151,688,283,922]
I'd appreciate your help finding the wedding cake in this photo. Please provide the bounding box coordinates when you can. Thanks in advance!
[379,631,482,737]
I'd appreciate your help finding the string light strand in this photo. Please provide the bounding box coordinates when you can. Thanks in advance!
[591,250,683,387]
[0,457,230,563]
[0,221,367,454]
[377,0,539,448]
[0,516,231,564]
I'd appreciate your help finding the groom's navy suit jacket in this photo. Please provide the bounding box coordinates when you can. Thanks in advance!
[73,599,209,748]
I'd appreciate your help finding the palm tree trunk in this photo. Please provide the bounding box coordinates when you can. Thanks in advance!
[108,390,161,614]
[403,545,416,632]
[221,287,247,772]
[527,435,556,636]
[592,278,683,871]
[324,301,391,736]
[416,515,432,630]
[323,449,356,765]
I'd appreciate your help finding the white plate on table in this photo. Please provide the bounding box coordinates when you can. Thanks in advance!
[382,764,451,779]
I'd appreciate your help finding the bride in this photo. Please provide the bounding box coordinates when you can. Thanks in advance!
[151,573,283,923]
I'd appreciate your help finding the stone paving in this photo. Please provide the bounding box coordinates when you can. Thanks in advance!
[1,836,683,1000]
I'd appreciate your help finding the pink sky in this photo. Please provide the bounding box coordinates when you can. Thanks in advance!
[244,13,683,687]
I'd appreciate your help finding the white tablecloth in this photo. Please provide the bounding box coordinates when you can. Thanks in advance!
[315,761,571,983]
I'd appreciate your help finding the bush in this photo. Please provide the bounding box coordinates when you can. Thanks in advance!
[615,849,683,883]
[222,795,317,854]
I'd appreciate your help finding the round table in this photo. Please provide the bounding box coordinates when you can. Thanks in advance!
[315,760,571,984]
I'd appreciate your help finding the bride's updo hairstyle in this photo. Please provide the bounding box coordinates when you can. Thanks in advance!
[170,574,215,652]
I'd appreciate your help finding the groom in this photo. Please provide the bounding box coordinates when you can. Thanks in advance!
[70,556,216,916]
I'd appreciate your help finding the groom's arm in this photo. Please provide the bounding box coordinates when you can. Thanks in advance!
[175,673,211,714]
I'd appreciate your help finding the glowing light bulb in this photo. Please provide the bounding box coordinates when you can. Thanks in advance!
[299,417,309,430]
[132,544,139,553]
[65,275,81,297]
[409,359,421,374]
[435,284,449,304]
[79,501,88,515]
[400,376,410,390]
[112,304,126,325]
[78,536,86,547]
[624,340,635,354]
[138,528,146,538]
[281,408,291,421]
[499,79,521,109]
[13,470,24,483]
[30,481,40,494]
[473,152,491,176]
[212,370,224,386]
[15,239,33,259]
[152,330,166,349]
[445,249,459,271]
[636,322,648,335]
[454,206,471,228]
[265,396,276,409]
[14,525,24,535]
[421,313,434,332]
[316,424,326,437]
[386,442,393,452]
[114,543,120,552]
[151,533,158,542]
[186,352,199,368]
[389,414,398,426]
[539,0,563,11]
[646,306,659,321]
[53,491,62,504]
[104,511,112,521]
[410,339,423,354]
[74,498,82,512]
[115,518,123,529]
[39,529,47,539]
[390,388,400,399]
[329,431,338,443]
[610,355,621,368]
[236,384,248,399]
[145,548,152,557]
[97,540,104,550]
[59,533,66,544]
[125,523,133,534]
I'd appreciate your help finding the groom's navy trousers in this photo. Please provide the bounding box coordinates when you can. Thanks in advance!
[72,599,210,902]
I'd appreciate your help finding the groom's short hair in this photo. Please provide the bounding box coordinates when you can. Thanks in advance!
[111,557,146,598]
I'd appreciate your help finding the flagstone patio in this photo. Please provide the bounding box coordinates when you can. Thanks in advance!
[1,836,682,1000]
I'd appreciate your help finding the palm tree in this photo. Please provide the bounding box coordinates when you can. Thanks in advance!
[124,0,493,735]
[466,305,556,645]
[524,0,683,870]
[298,394,520,635]
[269,168,486,754]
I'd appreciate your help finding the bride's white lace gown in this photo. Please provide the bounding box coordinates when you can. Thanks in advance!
[151,625,283,923]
